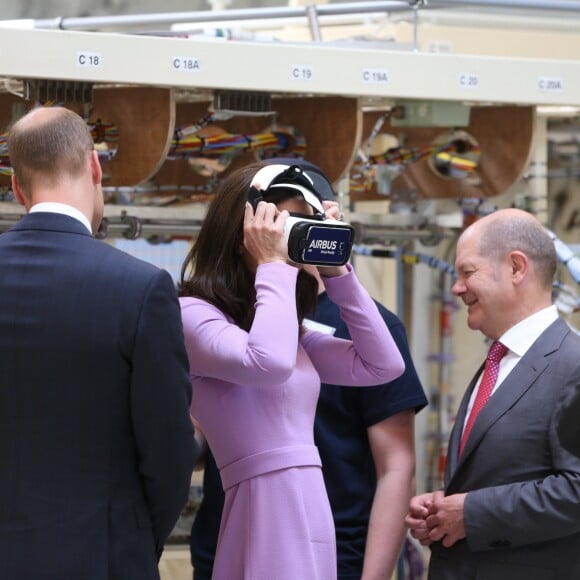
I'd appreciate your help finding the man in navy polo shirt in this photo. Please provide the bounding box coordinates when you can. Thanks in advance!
[311,287,428,579]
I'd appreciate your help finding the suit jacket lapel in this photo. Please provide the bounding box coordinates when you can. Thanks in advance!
[447,319,569,484]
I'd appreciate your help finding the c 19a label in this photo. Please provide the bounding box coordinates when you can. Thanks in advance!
[362,68,389,84]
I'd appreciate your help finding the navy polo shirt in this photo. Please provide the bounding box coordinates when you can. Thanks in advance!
[314,292,428,579]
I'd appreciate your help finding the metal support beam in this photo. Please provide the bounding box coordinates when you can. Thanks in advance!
[2,27,580,106]
[32,2,415,31]
[25,0,580,32]
[429,0,580,12]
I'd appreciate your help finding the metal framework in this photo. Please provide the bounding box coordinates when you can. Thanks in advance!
[1,1,580,236]
[20,1,580,32]
[1,25,580,106]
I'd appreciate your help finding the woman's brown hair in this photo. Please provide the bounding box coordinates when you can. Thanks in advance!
[179,161,318,331]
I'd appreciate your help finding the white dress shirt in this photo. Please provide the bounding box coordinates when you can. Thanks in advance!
[30,202,92,234]
[462,305,559,432]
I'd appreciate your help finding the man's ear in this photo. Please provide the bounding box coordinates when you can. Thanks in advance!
[509,250,528,284]
[11,174,28,209]
[90,150,102,185]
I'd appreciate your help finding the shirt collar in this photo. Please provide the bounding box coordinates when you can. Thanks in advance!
[30,202,92,234]
[499,305,559,357]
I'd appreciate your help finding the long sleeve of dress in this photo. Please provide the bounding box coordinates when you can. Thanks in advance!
[301,265,405,386]
[180,262,300,387]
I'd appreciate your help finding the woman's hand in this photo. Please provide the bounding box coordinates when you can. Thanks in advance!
[243,201,289,266]
[191,416,207,471]
[322,200,342,221]
[318,200,348,277]
[317,265,348,277]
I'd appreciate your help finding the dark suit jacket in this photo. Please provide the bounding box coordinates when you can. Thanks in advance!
[0,213,198,580]
[429,318,580,580]
[557,380,580,458]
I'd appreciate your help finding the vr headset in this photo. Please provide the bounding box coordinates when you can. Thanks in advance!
[248,163,354,267]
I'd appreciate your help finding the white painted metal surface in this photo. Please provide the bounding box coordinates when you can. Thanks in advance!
[0,27,579,106]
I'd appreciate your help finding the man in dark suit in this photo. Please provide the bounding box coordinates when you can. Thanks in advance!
[406,208,580,580]
[0,106,198,579]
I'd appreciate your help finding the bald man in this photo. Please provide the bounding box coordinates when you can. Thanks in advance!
[405,209,580,580]
[0,106,198,579]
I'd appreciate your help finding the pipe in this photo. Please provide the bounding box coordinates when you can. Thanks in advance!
[358,222,447,246]
[0,211,451,244]
[305,4,322,42]
[33,2,415,31]
[97,219,203,240]
[429,0,580,12]
[31,0,580,31]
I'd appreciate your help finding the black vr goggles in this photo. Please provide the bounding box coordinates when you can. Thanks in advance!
[248,163,354,267]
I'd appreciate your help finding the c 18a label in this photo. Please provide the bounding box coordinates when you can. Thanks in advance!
[172,57,201,72]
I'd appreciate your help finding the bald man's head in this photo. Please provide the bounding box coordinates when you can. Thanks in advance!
[8,106,95,195]
[464,208,557,290]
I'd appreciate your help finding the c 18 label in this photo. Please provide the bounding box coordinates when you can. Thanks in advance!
[77,51,102,68]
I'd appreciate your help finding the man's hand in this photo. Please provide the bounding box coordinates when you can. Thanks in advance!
[406,491,467,548]
[425,492,467,547]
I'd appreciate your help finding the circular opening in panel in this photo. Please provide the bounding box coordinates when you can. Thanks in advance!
[428,130,481,185]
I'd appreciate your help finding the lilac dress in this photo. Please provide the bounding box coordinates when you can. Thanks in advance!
[180,263,404,580]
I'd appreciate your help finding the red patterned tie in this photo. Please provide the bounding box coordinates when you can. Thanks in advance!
[459,341,508,455]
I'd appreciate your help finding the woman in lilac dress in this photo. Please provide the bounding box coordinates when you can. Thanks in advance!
[179,161,405,580]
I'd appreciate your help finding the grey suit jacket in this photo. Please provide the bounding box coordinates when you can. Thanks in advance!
[557,376,580,458]
[429,318,580,580]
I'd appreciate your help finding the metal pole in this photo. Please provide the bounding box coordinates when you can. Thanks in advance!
[33,2,415,31]
[305,4,323,42]
[428,0,580,12]
[31,0,580,31]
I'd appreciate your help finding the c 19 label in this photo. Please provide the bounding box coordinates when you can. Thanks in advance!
[171,57,201,72]
[291,65,313,81]
[77,51,102,68]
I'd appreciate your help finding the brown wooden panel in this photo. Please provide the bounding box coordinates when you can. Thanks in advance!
[0,93,26,189]
[0,88,174,191]
[351,105,535,201]
[273,96,361,185]
[91,86,174,186]
[152,96,361,201]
